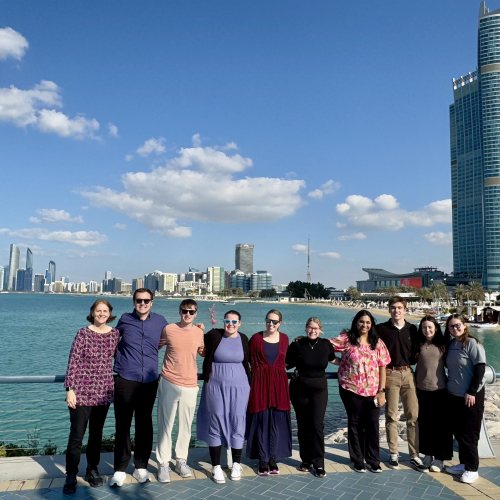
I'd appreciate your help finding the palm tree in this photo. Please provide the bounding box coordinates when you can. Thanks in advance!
[416,287,433,302]
[347,286,361,301]
[453,284,467,305]
[468,282,486,303]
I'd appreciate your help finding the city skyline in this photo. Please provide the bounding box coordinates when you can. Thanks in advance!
[0,1,484,287]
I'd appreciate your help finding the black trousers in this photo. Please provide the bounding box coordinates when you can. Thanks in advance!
[66,405,110,475]
[290,377,328,469]
[113,375,159,471]
[339,385,380,467]
[416,388,453,460]
[449,388,485,472]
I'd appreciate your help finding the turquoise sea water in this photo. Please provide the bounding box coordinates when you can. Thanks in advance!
[1,293,500,453]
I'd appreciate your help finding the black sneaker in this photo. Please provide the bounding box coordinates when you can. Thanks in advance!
[269,459,280,475]
[354,463,367,473]
[84,468,104,487]
[299,462,311,472]
[388,454,399,470]
[313,467,326,478]
[258,461,269,476]
[366,463,382,473]
[410,457,429,473]
[63,474,77,495]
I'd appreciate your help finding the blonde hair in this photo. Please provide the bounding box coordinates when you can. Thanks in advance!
[305,316,323,333]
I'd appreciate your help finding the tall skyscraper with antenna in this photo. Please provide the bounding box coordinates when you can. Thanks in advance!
[306,238,311,283]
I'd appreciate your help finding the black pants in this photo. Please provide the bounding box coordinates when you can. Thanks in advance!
[449,388,485,472]
[66,405,109,475]
[290,377,328,469]
[339,386,380,467]
[114,375,159,472]
[416,388,453,460]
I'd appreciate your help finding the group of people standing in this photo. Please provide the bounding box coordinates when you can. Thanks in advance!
[62,290,487,494]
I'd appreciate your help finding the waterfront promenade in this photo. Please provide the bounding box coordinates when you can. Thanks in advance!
[2,442,500,500]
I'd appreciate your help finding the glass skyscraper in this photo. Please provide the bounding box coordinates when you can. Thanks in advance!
[7,244,20,291]
[48,261,56,284]
[450,2,500,288]
[235,244,254,274]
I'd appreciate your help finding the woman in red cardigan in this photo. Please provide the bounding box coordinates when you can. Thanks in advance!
[246,309,292,476]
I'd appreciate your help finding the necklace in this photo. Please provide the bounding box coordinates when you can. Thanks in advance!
[309,339,319,349]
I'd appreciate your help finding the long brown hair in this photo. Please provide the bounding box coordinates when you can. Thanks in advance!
[87,299,116,323]
[415,315,450,355]
[445,314,481,348]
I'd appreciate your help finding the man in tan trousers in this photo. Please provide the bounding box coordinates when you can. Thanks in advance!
[377,297,428,472]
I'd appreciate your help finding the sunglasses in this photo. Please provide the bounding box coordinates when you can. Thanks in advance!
[448,323,462,330]
[181,309,197,315]
[135,299,152,304]
[265,319,280,325]
[224,319,239,325]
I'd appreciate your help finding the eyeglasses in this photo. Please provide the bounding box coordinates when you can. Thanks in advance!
[135,299,151,304]
[224,319,239,325]
[306,327,320,332]
[265,319,280,325]
[448,323,463,330]
[181,309,197,315]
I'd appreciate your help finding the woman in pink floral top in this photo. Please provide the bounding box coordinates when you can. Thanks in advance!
[330,310,390,473]
[63,299,120,495]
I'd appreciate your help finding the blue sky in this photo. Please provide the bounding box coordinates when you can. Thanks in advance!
[0,1,485,287]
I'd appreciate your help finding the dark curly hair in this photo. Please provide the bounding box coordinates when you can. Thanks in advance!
[346,310,379,350]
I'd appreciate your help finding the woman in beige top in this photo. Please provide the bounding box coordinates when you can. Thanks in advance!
[414,315,453,473]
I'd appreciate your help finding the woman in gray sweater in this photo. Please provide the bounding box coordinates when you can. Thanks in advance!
[414,316,453,473]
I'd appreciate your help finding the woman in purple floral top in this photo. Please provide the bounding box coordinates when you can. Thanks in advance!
[330,310,390,474]
[63,299,120,495]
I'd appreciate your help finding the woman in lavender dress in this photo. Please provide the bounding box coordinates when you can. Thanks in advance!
[63,300,120,495]
[197,310,251,484]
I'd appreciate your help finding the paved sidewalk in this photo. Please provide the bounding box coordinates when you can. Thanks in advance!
[1,444,500,499]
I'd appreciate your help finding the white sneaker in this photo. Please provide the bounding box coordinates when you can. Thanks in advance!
[461,470,479,484]
[231,462,242,481]
[429,459,443,473]
[109,471,126,487]
[132,468,151,483]
[212,465,225,484]
[446,463,465,476]
[422,455,433,467]
[157,464,171,483]
[175,459,192,478]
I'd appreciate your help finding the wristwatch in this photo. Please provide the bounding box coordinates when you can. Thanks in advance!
[378,388,386,393]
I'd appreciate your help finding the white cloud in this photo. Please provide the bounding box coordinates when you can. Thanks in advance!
[114,223,126,230]
[108,123,119,137]
[81,206,89,210]
[338,232,367,241]
[136,137,166,156]
[286,172,297,179]
[29,209,83,224]
[292,244,308,254]
[308,179,340,199]
[0,80,100,139]
[221,142,238,151]
[319,252,341,259]
[0,228,106,247]
[192,133,201,147]
[424,231,452,246]
[80,139,306,238]
[0,27,28,61]
[125,154,134,162]
[336,194,451,231]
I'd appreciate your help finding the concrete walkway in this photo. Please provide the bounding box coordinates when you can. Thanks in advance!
[2,444,500,499]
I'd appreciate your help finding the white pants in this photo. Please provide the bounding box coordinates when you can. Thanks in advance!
[156,377,199,465]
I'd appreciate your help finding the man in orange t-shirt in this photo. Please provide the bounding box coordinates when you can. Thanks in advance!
[156,299,205,482]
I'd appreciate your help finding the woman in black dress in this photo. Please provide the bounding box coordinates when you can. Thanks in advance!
[285,316,336,478]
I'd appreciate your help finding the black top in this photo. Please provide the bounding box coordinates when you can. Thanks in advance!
[202,328,251,383]
[285,337,335,378]
[377,319,418,367]
[263,340,280,366]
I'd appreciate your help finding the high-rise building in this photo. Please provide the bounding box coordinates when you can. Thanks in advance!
[2,264,8,290]
[34,273,45,292]
[145,271,162,292]
[24,248,33,292]
[235,244,254,274]
[15,269,26,291]
[7,244,20,291]
[159,273,177,293]
[105,271,111,280]
[132,278,144,292]
[26,248,33,271]
[48,261,56,286]
[88,281,98,293]
[0,266,4,291]
[450,2,500,288]
[208,267,225,293]
[112,277,122,293]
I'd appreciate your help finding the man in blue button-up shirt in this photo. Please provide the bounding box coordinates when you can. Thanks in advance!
[110,288,168,487]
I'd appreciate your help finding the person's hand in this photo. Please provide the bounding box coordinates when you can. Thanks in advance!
[465,393,476,407]
[330,357,340,366]
[66,390,77,409]
[376,392,386,407]
[197,346,206,357]
[294,336,305,342]
[196,323,205,331]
